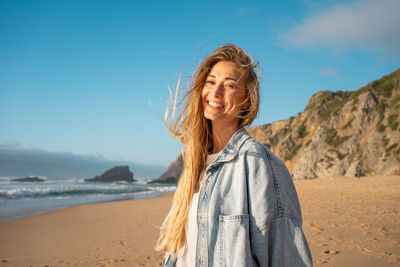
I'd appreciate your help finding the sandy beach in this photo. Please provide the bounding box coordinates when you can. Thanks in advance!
[1,175,399,266]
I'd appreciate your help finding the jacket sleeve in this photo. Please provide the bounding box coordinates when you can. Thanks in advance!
[163,254,176,267]
[244,141,313,267]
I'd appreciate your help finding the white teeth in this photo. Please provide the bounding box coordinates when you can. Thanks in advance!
[208,101,224,108]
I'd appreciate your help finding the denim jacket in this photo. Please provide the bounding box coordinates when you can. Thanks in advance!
[165,128,313,267]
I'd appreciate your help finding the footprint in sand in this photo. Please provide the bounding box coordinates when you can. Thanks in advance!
[314,242,329,247]
[359,247,378,256]
[311,226,324,232]
[316,258,328,264]
[378,227,389,234]
[323,250,340,255]
[391,240,400,245]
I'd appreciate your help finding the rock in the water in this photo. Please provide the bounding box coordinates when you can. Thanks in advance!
[85,166,136,182]
[149,155,183,184]
[11,177,45,182]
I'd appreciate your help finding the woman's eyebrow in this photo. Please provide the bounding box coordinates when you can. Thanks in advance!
[225,77,237,82]
[207,74,237,82]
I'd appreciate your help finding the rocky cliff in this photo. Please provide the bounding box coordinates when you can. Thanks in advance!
[154,69,400,183]
[247,69,400,179]
[149,155,183,184]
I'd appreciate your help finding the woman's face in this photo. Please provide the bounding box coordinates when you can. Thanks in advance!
[201,61,248,130]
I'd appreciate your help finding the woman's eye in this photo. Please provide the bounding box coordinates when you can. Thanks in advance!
[206,80,215,85]
[226,84,235,89]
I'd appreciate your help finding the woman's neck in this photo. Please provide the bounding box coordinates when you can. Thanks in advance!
[211,123,240,153]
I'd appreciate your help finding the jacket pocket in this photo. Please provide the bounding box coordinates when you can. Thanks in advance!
[219,214,253,267]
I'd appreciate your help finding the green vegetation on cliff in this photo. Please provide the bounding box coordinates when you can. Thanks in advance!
[247,68,400,179]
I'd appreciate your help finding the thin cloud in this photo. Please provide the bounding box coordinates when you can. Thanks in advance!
[280,0,400,53]
[0,143,22,149]
[156,46,168,56]
[235,6,260,16]
[318,67,340,77]
[0,147,164,179]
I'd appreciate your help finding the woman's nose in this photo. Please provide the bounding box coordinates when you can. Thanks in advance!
[213,82,224,97]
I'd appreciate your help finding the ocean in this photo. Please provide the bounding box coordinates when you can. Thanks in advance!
[0,176,176,222]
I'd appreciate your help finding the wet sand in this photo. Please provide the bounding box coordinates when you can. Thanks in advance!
[0,175,399,266]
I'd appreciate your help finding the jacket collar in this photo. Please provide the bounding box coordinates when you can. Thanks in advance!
[215,128,252,163]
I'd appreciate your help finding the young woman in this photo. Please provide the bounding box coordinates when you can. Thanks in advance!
[157,44,312,267]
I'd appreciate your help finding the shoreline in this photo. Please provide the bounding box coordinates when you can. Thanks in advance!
[0,192,174,266]
[1,176,399,266]
[0,189,163,222]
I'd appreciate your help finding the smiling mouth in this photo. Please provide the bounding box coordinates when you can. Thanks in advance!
[208,101,224,109]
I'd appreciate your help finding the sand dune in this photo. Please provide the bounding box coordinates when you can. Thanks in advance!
[0,175,399,266]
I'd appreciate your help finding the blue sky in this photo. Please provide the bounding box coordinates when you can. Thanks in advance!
[1,0,399,167]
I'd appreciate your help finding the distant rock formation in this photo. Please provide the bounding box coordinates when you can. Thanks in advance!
[149,155,183,184]
[85,166,136,182]
[247,69,400,179]
[11,177,45,182]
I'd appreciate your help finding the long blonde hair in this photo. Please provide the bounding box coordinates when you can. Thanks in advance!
[156,44,260,259]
